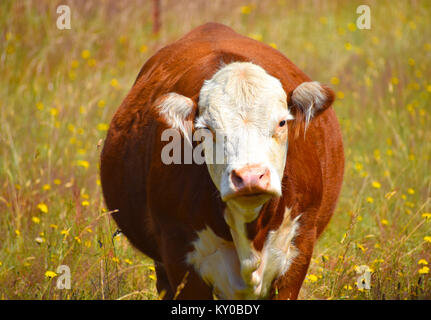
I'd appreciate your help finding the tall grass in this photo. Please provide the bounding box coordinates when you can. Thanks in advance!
[0,0,430,299]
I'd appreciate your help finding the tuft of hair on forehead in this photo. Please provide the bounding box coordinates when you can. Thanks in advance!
[201,62,286,109]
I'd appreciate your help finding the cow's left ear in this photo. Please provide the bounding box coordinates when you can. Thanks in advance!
[290,81,335,125]
[155,92,196,137]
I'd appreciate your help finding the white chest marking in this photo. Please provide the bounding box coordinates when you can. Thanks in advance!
[186,208,300,299]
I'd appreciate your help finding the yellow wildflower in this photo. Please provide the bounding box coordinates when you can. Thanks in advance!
[45,270,58,278]
[421,213,431,220]
[97,123,109,131]
[240,5,252,15]
[97,100,106,108]
[76,160,89,169]
[110,78,119,88]
[36,102,44,110]
[418,266,429,274]
[331,77,340,85]
[37,203,48,213]
[32,216,41,224]
[371,181,381,189]
[81,50,90,59]
[149,274,156,281]
[306,274,318,282]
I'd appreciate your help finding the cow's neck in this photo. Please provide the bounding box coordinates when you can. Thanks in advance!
[224,203,262,283]
[187,201,299,299]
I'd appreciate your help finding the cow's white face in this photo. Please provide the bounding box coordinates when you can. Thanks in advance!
[156,62,334,219]
[195,62,291,213]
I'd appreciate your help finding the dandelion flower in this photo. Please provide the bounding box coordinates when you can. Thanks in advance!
[36,102,44,110]
[37,203,48,213]
[148,274,156,281]
[81,200,90,207]
[372,181,381,189]
[337,91,345,99]
[418,266,429,274]
[421,213,431,220]
[418,259,428,265]
[366,197,374,204]
[32,216,41,224]
[110,78,119,88]
[45,270,58,279]
[306,274,318,282]
[240,5,252,15]
[124,259,133,265]
[97,123,109,131]
[81,50,90,59]
[76,160,89,169]
[424,236,431,243]
[97,100,106,108]
[347,23,356,32]
[331,77,340,85]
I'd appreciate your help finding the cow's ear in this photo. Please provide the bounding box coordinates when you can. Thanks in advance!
[290,81,335,125]
[155,92,195,137]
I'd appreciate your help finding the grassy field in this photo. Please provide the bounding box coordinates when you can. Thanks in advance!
[0,0,430,300]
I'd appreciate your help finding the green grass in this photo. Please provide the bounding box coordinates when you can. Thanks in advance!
[0,0,430,299]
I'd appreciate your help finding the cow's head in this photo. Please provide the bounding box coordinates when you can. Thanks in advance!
[157,62,334,219]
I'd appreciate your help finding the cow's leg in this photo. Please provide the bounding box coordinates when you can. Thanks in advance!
[158,226,214,300]
[154,261,174,299]
[270,225,317,300]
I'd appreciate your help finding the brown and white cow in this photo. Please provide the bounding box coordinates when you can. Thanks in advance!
[100,23,344,300]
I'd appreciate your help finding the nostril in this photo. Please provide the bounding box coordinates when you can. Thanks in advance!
[231,170,243,187]
[259,168,270,181]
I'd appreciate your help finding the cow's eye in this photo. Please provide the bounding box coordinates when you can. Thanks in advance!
[279,120,286,127]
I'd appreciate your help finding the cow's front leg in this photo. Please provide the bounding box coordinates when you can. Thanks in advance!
[270,224,317,300]
[158,226,214,300]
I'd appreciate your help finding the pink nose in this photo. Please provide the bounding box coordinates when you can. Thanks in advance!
[230,164,271,194]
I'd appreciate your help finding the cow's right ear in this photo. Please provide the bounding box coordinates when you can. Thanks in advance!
[290,81,335,125]
[154,92,196,137]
